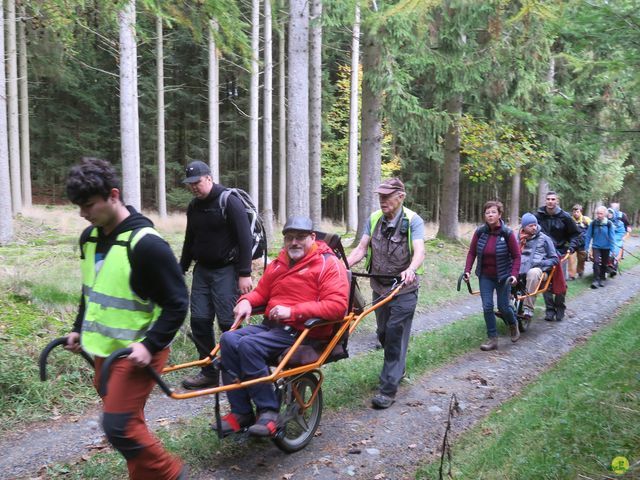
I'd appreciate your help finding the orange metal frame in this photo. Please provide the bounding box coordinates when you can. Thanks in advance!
[157,284,405,401]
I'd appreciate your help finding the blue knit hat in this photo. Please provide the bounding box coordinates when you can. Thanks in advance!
[521,213,538,228]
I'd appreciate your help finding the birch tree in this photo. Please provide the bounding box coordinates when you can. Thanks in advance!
[347,2,360,233]
[262,0,274,240]
[249,0,260,208]
[308,0,322,225]
[0,0,13,244]
[7,0,20,214]
[156,15,166,218]
[286,0,310,216]
[119,0,141,210]
[208,19,220,182]
[18,4,30,208]
[277,0,286,224]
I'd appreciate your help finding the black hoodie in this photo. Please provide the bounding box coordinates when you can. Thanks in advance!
[534,205,580,255]
[73,207,188,355]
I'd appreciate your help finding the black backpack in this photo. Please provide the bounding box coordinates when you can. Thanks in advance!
[218,188,268,265]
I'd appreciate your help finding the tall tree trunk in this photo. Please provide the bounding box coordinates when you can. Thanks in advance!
[437,95,462,240]
[208,19,220,182]
[537,179,549,207]
[286,0,310,216]
[355,31,382,242]
[537,56,555,205]
[156,15,166,218]
[0,1,13,244]
[119,0,141,210]
[509,165,521,226]
[308,0,322,225]
[249,0,260,207]
[262,0,274,241]
[277,0,286,224]
[18,5,30,208]
[7,0,20,214]
[346,2,360,233]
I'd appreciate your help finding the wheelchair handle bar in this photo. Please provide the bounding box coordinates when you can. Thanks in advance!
[98,347,173,398]
[39,336,95,382]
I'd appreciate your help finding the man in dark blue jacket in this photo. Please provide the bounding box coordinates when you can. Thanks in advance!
[533,191,580,321]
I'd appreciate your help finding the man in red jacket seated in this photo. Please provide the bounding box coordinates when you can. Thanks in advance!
[215,216,349,437]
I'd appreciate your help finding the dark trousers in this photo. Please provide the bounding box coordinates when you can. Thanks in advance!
[94,349,182,480]
[592,248,610,280]
[220,324,297,414]
[373,290,418,397]
[190,263,238,375]
[479,275,517,337]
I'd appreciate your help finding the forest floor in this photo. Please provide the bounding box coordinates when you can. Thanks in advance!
[2,238,639,479]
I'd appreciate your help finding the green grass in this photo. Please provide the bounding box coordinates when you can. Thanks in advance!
[416,299,640,480]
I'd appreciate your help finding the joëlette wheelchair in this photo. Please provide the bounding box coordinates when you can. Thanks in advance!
[457,254,569,333]
[40,232,404,453]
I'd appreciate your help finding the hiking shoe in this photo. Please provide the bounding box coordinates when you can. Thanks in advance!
[509,323,520,343]
[248,410,280,437]
[182,372,219,390]
[211,412,255,436]
[371,393,395,409]
[590,281,598,289]
[480,337,498,351]
[544,311,556,322]
[598,279,605,287]
[555,307,565,322]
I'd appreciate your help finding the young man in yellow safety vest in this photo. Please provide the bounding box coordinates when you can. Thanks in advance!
[64,158,189,480]
[347,178,425,409]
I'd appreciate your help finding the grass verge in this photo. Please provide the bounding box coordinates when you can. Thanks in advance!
[416,298,640,480]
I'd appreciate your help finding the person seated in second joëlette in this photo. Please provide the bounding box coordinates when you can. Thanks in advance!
[518,213,558,322]
[215,216,349,438]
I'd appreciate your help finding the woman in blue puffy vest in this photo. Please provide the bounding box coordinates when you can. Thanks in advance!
[463,200,522,351]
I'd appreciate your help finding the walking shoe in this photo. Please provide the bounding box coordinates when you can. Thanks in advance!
[590,281,598,289]
[555,307,565,322]
[371,393,395,409]
[211,412,255,436]
[509,323,520,343]
[248,410,280,437]
[598,279,605,287]
[182,372,219,390]
[544,311,556,322]
[480,337,498,351]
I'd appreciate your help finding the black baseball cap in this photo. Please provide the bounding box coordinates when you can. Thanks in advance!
[183,160,211,184]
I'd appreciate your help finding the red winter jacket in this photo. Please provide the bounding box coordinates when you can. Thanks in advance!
[239,241,350,339]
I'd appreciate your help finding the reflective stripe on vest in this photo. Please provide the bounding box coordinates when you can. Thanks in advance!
[80,227,162,357]
[364,206,424,274]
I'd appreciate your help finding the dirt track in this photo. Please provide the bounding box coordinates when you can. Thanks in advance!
[1,239,639,479]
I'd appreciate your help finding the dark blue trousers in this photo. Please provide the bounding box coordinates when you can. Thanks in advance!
[220,324,297,414]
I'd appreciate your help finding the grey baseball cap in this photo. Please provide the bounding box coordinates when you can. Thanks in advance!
[282,216,314,234]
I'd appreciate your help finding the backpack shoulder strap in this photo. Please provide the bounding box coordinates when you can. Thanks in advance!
[218,188,233,219]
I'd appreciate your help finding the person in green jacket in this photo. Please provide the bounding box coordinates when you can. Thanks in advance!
[64,158,189,480]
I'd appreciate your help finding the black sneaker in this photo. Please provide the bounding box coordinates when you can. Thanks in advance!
[371,393,395,409]
[590,282,598,289]
[182,372,219,390]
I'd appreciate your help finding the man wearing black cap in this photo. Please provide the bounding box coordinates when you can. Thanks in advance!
[213,216,349,437]
[179,160,254,389]
[347,178,425,409]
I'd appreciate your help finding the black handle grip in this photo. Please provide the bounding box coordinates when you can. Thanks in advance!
[99,347,173,398]
[457,273,473,294]
[39,336,95,381]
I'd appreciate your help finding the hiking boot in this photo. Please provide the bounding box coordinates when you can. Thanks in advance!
[211,412,255,436]
[598,279,605,288]
[248,410,280,437]
[480,337,498,351]
[182,372,219,390]
[509,323,520,343]
[371,393,395,409]
[590,281,598,289]
[544,311,556,322]
[555,307,565,322]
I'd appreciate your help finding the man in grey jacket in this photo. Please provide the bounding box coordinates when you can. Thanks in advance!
[518,213,558,321]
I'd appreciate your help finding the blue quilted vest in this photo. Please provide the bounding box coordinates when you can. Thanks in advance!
[475,221,513,281]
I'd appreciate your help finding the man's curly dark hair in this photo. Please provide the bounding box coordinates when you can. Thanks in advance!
[66,157,122,205]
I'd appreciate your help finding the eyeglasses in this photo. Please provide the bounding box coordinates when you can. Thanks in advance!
[284,233,311,243]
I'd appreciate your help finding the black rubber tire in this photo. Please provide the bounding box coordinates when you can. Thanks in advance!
[272,372,323,453]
